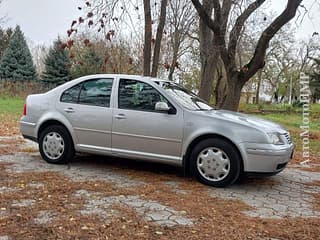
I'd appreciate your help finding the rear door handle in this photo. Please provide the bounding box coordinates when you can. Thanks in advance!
[64,107,75,113]
[114,114,126,119]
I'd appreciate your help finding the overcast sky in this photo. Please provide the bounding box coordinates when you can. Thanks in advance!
[0,0,319,46]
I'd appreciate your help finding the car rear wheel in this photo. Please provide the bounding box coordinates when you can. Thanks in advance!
[190,138,241,187]
[39,125,74,164]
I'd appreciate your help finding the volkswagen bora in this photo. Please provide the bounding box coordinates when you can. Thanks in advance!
[20,74,295,187]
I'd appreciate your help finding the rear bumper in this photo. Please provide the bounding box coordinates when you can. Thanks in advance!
[20,119,37,141]
[239,142,295,173]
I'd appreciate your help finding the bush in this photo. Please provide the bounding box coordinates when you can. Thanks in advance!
[0,80,53,98]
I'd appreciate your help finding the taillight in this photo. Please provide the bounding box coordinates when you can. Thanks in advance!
[23,102,27,116]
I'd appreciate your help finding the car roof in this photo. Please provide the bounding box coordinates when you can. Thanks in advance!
[46,74,171,95]
[78,74,169,83]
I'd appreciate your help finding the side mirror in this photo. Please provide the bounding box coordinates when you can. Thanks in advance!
[155,101,170,112]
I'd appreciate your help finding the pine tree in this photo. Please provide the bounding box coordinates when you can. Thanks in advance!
[0,26,36,80]
[42,38,71,85]
[71,46,103,78]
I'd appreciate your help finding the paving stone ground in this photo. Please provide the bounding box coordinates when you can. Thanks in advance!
[11,199,36,208]
[0,236,10,240]
[33,210,58,225]
[1,136,320,228]
[74,190,193,226]
[209,168,320,218]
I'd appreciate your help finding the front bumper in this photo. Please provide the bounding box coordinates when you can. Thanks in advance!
[239,142,295,173]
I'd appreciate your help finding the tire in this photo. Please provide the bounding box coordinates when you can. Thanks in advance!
[190,138,241,187]
[39,125,74,164]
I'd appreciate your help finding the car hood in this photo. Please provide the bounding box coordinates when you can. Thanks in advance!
[199,110,287,133]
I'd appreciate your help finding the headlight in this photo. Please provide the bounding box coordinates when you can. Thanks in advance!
[267,132,284,145]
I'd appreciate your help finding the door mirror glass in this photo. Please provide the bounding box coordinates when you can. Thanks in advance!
[155,102,170,112]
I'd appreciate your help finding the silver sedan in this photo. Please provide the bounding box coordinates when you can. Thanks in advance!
[20,74,295,187]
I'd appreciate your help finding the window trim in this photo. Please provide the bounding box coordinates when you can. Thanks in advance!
[117,78,176,114]
[60,78,114,108]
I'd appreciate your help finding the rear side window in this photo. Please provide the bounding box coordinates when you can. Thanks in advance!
[60,78,113,107]
[79,79,113,107]
[60,84,81,103]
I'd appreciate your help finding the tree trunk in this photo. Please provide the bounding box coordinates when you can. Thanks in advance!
[143,0,152,76]
[215,65,227,108]
[168,51,177,81]
[151,0,168,77]
[255,69,262,104]
[221,74,245,111]
[198,0,216,102]
[199,55,217,101]
[168,30,180,81]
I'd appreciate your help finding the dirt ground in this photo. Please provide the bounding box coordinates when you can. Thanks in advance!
[0,121,320,240]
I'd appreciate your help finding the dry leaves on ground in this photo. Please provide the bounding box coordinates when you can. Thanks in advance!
[0,114,20,136]
[0,158,320,240]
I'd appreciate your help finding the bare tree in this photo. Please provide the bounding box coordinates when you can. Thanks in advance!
[0,28,13,58]
[165,0,196,80]
[191,0,303,111]
[151,0,168,77]
[73,0,168,77]
[31,43,48,76]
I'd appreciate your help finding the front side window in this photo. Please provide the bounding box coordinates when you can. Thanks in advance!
[61,78,113,107]
[118,79,170,112]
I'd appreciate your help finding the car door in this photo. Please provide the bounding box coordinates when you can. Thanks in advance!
[111,78,184,163]
[57,78,114,152]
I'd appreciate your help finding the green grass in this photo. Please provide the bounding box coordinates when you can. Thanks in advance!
[254,113,320,132]
[240,103,320,114]
[253,111,320,154]
[311,104,320,114]
[0,96,25,115]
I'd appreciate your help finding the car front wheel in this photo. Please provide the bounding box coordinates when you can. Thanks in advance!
[39,125,74,164]
[190,138,241,187]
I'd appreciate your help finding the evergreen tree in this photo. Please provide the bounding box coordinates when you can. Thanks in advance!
[42,38,71,85]
[71,46,103,78]
[0,26,36,80]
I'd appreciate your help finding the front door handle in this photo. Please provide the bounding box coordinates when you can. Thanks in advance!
[114,114,126,119]
[64,107,75,113]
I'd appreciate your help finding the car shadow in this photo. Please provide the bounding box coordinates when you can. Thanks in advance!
[69,153,185,177]
[65,153,278,187]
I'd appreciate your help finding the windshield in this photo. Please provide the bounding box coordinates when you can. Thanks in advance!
[159,82,214,110]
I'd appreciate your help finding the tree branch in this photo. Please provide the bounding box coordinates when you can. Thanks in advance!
[192,0,232,68]
[221,0,233,33]
[191,0,220,34]
[228,0,266,63]
[244,0,303,82]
